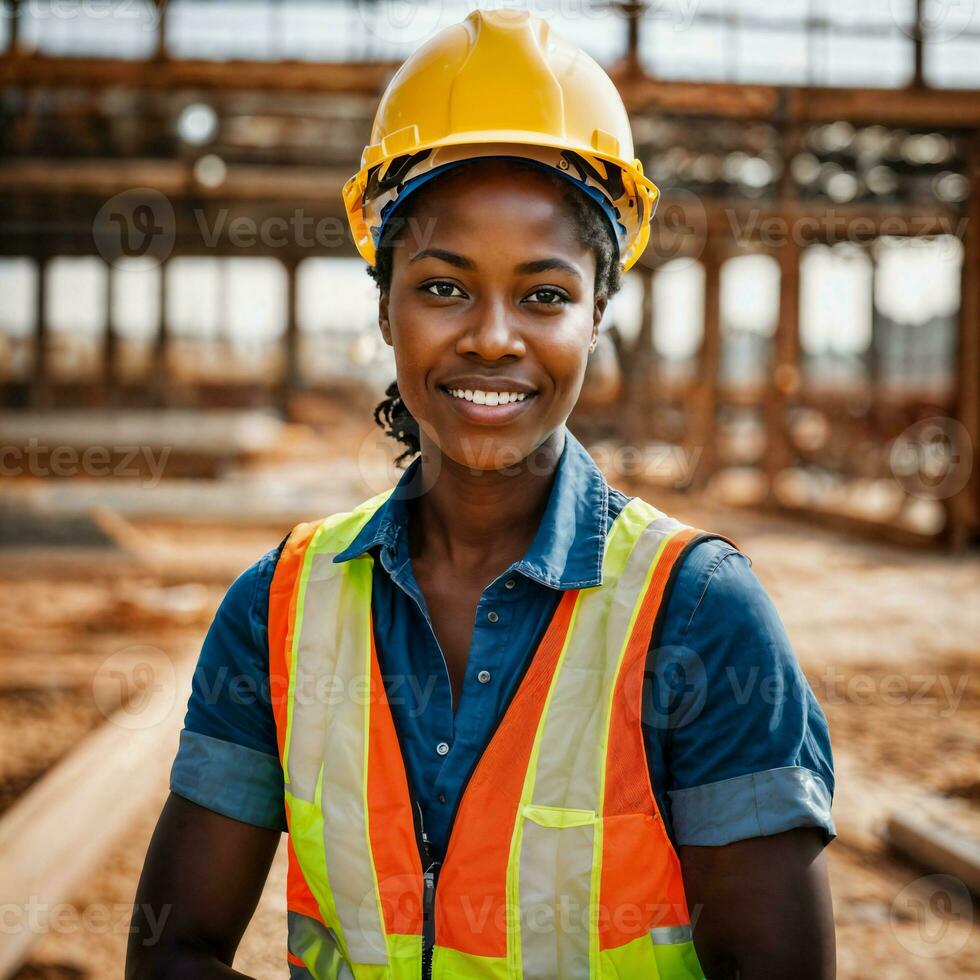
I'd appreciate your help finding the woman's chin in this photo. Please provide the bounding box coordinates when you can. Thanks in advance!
[436,433,542,475]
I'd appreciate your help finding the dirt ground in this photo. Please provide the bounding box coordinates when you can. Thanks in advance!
[2,439,978,979]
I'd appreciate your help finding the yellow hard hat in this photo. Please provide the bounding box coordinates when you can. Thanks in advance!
[342,7,660,273]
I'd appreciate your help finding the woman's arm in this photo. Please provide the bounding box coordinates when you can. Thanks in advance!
[125,793,281,979]
[681,827,836,978]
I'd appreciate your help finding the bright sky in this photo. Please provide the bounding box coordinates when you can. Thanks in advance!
[3,0,978,87]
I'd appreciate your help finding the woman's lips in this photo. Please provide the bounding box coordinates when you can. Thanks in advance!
[439,387,537,426]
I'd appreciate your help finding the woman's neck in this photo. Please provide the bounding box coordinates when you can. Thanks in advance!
[408,427,566,576]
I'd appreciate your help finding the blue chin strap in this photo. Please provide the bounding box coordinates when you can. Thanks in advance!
[373,155,627,260]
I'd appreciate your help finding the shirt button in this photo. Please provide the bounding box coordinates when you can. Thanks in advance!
[436,741,450,756]
[487,610,499,623]
[504,579,516,589]
[477,669,491,684]
[438,793,447,803]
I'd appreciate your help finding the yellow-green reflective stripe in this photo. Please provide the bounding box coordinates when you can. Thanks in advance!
[598,931,705,979]
[653,939,705,979]
[287,910,352,979]
[432,943,511,979]
[522,804,596,828]
[383,933,424,980]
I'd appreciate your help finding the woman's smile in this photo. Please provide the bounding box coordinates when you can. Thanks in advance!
[438,382,539,427]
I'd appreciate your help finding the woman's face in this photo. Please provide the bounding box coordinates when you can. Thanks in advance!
[379,161,608,472]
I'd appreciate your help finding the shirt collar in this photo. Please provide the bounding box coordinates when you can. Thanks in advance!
[332,427,610,589]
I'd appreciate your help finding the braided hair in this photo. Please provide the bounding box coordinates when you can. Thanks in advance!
[367,158,625,467]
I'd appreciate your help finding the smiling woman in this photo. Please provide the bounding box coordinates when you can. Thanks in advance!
[128,9,836,980]
[368,156,623,467]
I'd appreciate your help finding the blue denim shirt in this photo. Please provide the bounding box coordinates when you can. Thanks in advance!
[171,428,835,856]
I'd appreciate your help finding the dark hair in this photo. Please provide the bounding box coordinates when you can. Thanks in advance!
[368,157,625,467]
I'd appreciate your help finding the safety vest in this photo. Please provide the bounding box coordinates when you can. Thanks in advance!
[268,487,726,979]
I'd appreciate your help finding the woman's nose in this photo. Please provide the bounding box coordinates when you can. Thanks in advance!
[457,298,526,360]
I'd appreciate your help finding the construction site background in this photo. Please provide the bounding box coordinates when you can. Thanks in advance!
[1,2,978,977]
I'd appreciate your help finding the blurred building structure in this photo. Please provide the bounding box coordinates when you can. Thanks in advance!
[0,0,978,546]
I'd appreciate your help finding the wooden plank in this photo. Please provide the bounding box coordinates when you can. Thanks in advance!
[886,811,980,898]
[0,654,196,979]
[0,53,397,95]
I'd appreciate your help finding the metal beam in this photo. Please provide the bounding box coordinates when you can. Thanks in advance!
[3,54,979,127]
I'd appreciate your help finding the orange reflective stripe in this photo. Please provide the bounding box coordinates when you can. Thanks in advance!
[435,588,580,959]
[268,520,321,765]
[599,528,701,952]
[366,617,425,937]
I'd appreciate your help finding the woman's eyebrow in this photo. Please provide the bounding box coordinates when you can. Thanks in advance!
[515,257,582,281]
[408,247,475,269]
[408,248,581,282]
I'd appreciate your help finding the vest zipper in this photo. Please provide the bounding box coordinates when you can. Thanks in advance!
[421,856,439,979]
[404,594,565,977]
[412,798,440,980]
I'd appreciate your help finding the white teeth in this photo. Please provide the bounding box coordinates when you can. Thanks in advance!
[446,388,529,405]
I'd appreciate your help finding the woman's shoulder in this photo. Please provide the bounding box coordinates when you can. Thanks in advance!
[609,487,746,590]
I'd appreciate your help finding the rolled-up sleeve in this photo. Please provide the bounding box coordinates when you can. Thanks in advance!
[169,538,288,832]
[643,538,836,848]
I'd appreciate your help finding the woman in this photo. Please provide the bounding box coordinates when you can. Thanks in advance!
[128,9,836,979]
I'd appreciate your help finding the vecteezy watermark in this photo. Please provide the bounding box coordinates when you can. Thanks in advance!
[0,439,171,486]
[0,898,171,946]
[889,417,974,502]
[357,0,445,45]
[890,0,977,44]
[92,645,178,730]
[726,210,969,253]
[356,872,702,960]
[93,188,176,269]
[354,0,686,48]
[0,0,161,30]
[890,874,973,959]
[590,442,705,489]
[818,665,969,719]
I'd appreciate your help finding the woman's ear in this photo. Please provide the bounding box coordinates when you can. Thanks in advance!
[379,293,392,346]
[593,294,608,328]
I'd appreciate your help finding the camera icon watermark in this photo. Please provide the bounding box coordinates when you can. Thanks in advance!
[889,416,973,501]
[890,0,977,44]
[92,644,178,730]
[890,873,973,959]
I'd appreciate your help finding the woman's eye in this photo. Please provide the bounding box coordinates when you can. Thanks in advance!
[422,281,465,299]
[527,288,569,306]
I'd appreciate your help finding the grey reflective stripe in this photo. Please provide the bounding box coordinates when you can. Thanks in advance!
[518,499,685,979]
[285,547,388,967]
[651,924,694,945]
[518,816,595,979]
[284,550,343,803]
[287,910,355,979]
[529,506,682,812]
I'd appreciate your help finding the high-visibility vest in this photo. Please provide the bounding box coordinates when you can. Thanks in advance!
[268,487,729,979]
